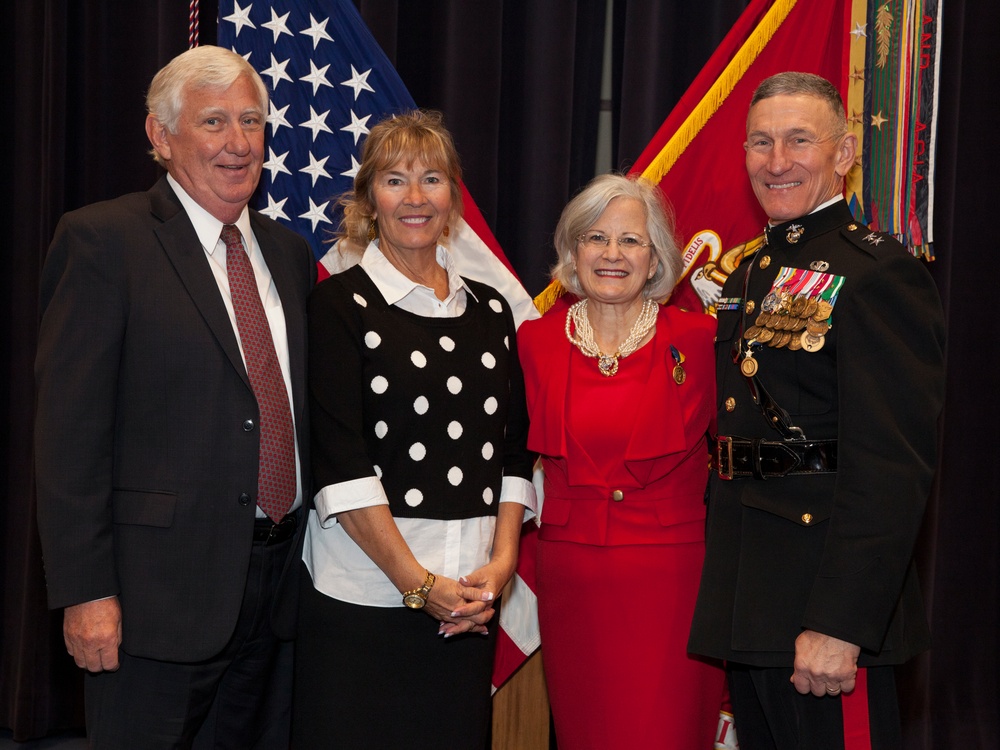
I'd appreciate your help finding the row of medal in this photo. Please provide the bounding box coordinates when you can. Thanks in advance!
[740,295,835,378]
[738,266,845,377]
[743,294,832,352]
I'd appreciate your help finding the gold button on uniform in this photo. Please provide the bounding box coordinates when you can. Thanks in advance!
[759,255,771,270]
[745,300,755,314]
[725,397,736,412]
[612,490,624,502]
[801,513,813,524]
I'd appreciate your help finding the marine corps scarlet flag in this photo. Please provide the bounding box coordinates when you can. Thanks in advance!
[629,0,851,316]
[534,0,941,316]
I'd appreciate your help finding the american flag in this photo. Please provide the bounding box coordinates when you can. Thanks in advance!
[217,0,542,691]
[216,0,537,325]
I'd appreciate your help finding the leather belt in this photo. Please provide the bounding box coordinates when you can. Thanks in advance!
[713,436,837,480]
[253,510,299,545]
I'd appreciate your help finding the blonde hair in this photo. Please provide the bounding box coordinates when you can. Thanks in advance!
[337,110,463,251]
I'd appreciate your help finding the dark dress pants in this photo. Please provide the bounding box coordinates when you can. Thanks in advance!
[728,663,902,750]
[84,529,295,750]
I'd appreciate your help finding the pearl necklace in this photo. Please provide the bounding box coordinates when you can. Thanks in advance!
[565,298,658,376]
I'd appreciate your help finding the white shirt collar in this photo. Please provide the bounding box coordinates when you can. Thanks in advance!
[166,173,252,253]
[360,242,478,308]
[812,195,845,214]
[766,195,846,227]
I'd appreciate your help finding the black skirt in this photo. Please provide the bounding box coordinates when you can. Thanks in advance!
[292,564,496,749]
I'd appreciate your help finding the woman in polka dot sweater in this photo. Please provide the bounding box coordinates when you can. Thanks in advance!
[293,111,537,749]
[518,174,725,749]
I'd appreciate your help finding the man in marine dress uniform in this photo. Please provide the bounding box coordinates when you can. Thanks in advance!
[688,72,946,748]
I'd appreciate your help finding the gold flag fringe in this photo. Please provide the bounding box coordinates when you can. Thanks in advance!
[640,0,798,185]
[533,280,566,316]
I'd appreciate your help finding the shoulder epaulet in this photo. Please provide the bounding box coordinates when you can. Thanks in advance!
[840,222,905,258]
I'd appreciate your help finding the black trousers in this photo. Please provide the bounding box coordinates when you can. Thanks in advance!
[728,663,902,750]
[84,532,296,750]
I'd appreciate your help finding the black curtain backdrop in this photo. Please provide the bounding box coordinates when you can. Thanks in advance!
[3,1,996,746]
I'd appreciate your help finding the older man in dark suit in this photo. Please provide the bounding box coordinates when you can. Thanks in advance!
[689,72,946,749]
[35,45,315,748]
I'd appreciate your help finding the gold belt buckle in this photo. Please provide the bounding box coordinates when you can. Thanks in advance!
[716,436,734,480]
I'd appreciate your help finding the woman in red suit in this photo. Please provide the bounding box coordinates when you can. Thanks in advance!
[518,174,725,749]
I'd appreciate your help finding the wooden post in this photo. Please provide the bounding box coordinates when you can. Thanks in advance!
[492,650,550,749]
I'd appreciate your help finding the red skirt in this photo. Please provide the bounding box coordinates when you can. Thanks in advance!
[537,532,725,750]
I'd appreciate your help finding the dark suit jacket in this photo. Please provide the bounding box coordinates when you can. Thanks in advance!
[688,201,946,668]
[35,176,315,662]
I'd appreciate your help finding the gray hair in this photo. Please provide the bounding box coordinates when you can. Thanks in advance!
[146,45,269,166]
[749,71,847,137]
[551,173,682,301]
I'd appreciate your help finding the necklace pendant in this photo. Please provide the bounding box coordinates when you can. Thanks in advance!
[598,354,619,377]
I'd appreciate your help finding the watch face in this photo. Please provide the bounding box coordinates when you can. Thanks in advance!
[403,594,426,609]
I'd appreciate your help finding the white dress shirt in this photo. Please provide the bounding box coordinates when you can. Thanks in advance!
[168,174,303,517]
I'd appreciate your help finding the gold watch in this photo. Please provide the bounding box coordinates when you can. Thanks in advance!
[402,571,436,609]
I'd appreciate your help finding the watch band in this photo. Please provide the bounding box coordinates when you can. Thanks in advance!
[402,570,436,609]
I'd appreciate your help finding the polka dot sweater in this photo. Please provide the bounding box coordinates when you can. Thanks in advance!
[308,264,533,521]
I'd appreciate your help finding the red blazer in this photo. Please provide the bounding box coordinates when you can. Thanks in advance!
[518,302,716,547]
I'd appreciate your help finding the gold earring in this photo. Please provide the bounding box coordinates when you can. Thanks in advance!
[442,225,450,238]
[368,219,378,243]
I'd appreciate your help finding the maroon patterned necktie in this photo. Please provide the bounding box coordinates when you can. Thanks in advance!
[221,224,296,521]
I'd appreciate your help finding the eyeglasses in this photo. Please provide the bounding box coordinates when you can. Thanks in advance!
[576,233,654,250]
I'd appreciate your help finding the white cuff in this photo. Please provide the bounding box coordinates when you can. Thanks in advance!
[313,476,389,528]
[499,475,538,522]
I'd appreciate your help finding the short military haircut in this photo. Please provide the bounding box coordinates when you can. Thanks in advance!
[749,71,847,137]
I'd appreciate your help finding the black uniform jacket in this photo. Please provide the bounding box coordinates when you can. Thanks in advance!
[688,200,945,668]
